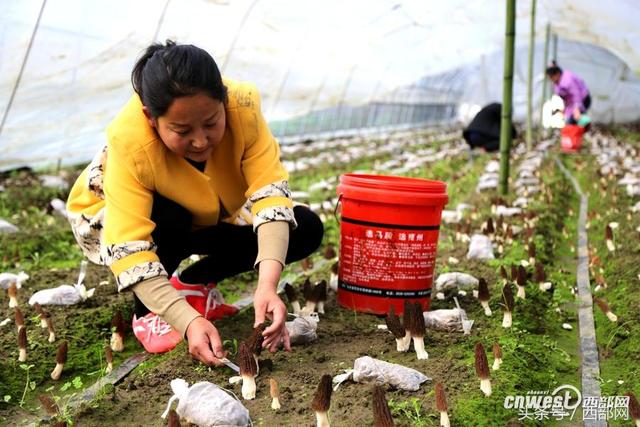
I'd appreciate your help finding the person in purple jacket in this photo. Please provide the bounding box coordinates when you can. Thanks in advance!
[546,61,591,125]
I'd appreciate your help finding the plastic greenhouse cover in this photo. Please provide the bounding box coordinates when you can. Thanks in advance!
[1,0,639,170]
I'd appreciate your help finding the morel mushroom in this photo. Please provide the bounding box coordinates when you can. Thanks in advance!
[329,261,339,291]
[323,244,337,260]
[14,307,24,331]
[528,242,536,266]
[301,278,318,314]
[110,311,125,352]
[516,265,527,300]
[18,325,27,361]
[7,282,18,308]
[270,377,281,410]
[626,392,640,427]
[311,374,333,427]
[284,283,301,315]
[51,341,68,380]
[372,385,394,427]
[499,265,509,284]
[34,303,47,328]
[301,257,313,273]
[247,323,266,375]
[315,280,328,314]
[167,409,182,427]
[484,217,495,235]
[510,265,518,286]
[385,306,409,352]
[474,343,492,396]
[477,278,491,316]
[502,283,515,328]
[238,342,257,400]
[43,312,55,343]
[104,344,113,374]
[435,382,450,427]
[492,343,502,371]
[410,302,428,360]
[605,225,615,252]
[594,298,618,322]
[38,394,59,416]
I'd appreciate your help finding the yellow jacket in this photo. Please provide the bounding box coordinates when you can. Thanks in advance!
[67,80,295,291]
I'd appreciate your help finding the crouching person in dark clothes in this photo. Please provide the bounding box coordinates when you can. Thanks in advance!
[462,103,517,152]
[66,41,323,365]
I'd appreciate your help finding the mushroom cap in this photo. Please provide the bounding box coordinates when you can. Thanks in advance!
[302,278,313,300]
[56,341,68,364]
[238,342,257,376]
[409,301,425,337]
[605,225,613,240]
[474,342,490,379]
[492,343,502,358]
[269,378,280,398]
[33,302,44,315]
[247,323,266,356]
[516,265,527,287]
[510,265,518,281]
[594,297,610,314]
[111,311,125,334]
[485,218,494,233]
[372,385,394,427]
[323,245,337,260]
[385,306,405,339]
[435,382,448,412]
[18,326,27,348]
[402,300,413,330]
[284,283,298,303]
[311,374,333,412]
[14,307,24,326]
[331,261,339,274]
[313,280,328,302]
[626,392,640,420]
[528,242,536,258]
[478,278,490,301]
[38,394,59,415]
[534,263,546,283]
[104,344,113,363]
[167,409,182,427]
[502,283,515,312]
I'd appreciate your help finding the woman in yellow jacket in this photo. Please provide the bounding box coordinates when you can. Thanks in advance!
[66,41,323,364]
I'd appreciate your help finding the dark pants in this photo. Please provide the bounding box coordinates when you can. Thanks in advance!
[566,94,591,125]
[134,195,324,317]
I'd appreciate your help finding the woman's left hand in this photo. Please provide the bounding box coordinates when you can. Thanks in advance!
[253,285,291,352]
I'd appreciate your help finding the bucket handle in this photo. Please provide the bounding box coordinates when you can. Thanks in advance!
[333,193,343,223]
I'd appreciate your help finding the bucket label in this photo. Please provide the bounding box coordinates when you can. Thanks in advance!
[339,217,439,298]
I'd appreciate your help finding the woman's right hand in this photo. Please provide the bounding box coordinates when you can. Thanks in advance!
[185,317,226,366]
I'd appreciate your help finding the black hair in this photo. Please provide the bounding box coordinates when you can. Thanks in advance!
[131,40,228,117]
[545,60,562,77]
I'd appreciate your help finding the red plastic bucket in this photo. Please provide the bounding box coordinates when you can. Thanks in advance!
[336,174,448,315]
[561,125,585,153]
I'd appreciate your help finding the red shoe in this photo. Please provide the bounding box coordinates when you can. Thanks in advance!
[169,276,239,320]
[131,313,182,354]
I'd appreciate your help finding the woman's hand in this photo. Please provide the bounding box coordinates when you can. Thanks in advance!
[573,107,582,121]
[254,259,291,353]
[254,285,291,352]
[185,317,226,366]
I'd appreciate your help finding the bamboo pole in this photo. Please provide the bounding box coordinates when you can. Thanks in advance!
[525,0,536,150]
[540,23,551,138]
[0,0,47,137]
[499,0,516,195]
